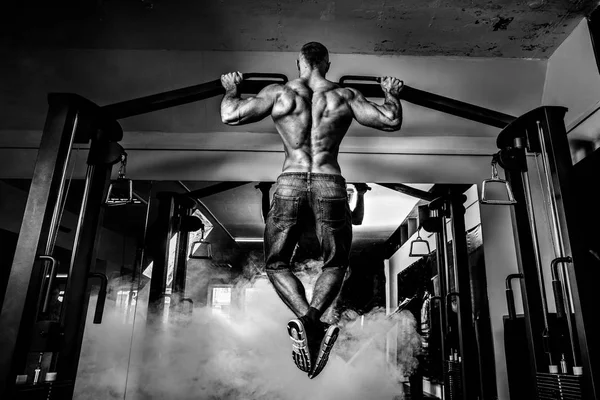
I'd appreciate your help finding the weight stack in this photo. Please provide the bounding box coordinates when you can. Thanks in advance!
[536,373,582,400]
[444,360,462,400]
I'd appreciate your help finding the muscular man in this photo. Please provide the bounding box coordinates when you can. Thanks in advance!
[220,42,403,379]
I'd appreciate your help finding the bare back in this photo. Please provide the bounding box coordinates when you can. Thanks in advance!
[271,78,354,175]
[220,72,403,172]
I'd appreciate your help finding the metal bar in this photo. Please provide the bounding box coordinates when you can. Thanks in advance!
[102,73,288,120]
[536,107,598,396]
[504,168,545,395]
[550,257,570,320]
[0,97,80,395]
[38,255,59,313]
[46,114,79,254]
[505,273,523,320]
[379,182,436,202]
[88,273,108,324]
[449,195,480,400]
[148,192,176,310]
[521,170,551,337]
[57,159,113,381]
[338,76,516,129]
[535,120,581,370]
[172,202,191,306]
[430,295,446,400]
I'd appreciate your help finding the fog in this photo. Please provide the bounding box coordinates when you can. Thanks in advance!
[74,265,421,400]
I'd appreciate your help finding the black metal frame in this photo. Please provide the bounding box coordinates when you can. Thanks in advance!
[2,69,590,400]
[496,106,598,399]
[420,193,482,400]
[0,94,123,397]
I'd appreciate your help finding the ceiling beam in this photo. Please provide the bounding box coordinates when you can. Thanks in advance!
[379,183,436,202]
[181,181,249,199]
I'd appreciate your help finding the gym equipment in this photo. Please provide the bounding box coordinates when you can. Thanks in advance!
[102,73,289,119]
[87,273,107,324]
[2,70,596,400]
[189,227,213,260]
[493,107,594,398]
[418,193,481,400]
[338,76,515,128]
[480,154,517,205]
[505,273,523,321]
[409,228,431,257]
[105,153,134,206]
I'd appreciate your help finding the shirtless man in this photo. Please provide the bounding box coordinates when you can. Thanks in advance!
[220,42,403,379]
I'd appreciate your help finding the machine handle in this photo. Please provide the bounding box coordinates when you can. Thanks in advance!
[88,273,108,324]
[242,73,288,82]
[339,75,382,85]
[506,290,517,320]
[550,257,572,320]
[39,255,59,313]
[552,281,566,320]
[505,273,523,320]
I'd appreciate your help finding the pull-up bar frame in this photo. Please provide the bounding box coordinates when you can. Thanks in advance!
[101,72,516,128]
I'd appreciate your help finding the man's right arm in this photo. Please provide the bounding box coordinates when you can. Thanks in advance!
[347,76,403,132]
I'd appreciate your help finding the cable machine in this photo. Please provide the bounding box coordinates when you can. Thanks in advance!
[0,70,596,400]
[481,107,598,399]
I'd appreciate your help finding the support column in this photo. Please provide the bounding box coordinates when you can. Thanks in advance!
[537,107,598,399]
[0,96,79,394]
[449,194,480,400]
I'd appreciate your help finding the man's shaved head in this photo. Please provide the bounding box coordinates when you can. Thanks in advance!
[300,42,329,67]
[298,42,330,76]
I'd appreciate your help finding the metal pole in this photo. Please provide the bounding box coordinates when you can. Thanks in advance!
[102,73,288,120]
[339,76,516,128]
[46,114,79,255]
[57,156,114,381]
[440,216,452,308]
[521,169,553,367]
[0,98,80,395]
[535,121,580,371]
[439,215,452,400]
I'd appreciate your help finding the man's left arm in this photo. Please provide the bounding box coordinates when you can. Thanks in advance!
[220,72,280,126]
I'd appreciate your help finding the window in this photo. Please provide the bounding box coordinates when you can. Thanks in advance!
[210,286,232,319]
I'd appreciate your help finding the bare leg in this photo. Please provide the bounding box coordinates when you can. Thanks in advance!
[321,269,351,324]
[267,270,310,317]
[309,267,347,315]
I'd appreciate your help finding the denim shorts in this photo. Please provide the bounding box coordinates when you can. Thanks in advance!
[264,172,353,272]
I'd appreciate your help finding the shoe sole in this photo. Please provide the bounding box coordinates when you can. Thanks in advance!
[287,319,312,373]
[309,325,340,379]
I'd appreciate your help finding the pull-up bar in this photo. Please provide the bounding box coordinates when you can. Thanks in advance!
[101,72,516,128]
[102,73,288,120]
[338,75,516,129]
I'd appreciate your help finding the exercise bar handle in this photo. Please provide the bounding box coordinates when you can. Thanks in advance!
[338,75,516,129]
[339,75,381,84]
[550,257,572,320]
[505,273,523,320]
[39,255,59,313]
[243,73,288,82]
[88,273,108,324]
[102,72,288,120]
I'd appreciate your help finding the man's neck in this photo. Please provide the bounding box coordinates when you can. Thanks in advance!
[299,69,327,86]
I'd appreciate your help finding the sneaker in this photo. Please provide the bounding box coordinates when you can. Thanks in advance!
[287,317,312,373]
[308,324,340,379]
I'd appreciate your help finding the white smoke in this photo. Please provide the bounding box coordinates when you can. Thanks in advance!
[74,267,421,400]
